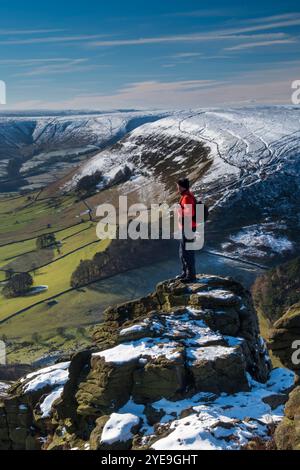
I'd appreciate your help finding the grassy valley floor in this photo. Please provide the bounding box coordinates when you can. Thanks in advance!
[0,191,112,363]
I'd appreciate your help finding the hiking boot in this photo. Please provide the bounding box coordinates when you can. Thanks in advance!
[181,276,197,283]
[175,272,187,280]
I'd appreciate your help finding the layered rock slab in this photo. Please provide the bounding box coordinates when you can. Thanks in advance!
[0,274,277,450]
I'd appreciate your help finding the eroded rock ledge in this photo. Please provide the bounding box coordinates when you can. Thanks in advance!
[0,275,294,450]
[268,302,300,450]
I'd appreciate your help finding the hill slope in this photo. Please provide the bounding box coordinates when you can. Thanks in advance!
[65,106,300,263]
[0,110,167,192]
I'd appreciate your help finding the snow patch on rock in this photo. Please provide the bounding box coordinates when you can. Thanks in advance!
[22,361,70,393]
[93,338,181,364]
[101,413,140,445]
[40,386,64,418]
[132,367,294,450]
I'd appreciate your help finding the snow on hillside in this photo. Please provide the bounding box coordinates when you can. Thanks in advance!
[68,105,300,261]
[222,223,294,259]
[1,106,298,260]
[0,110,168,190]
[71,106,300,197]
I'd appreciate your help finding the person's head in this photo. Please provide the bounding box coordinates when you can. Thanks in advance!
[176,178,190,194]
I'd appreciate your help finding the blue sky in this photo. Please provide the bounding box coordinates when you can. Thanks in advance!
[0,0,300,110]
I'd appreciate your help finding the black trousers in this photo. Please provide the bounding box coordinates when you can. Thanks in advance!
[179,233,196,277]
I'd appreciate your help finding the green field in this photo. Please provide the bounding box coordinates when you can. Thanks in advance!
[0,237,110,320]
[0,194,35,214]
[0,221,99,273]
[0,191,115,363]
[0,196,70,235]
[0,239,37,269]
[0,269,140,363]
[0,190,93,245]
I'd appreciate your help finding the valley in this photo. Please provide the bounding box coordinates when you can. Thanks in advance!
[0,106,299,366]
[0,110,167,192]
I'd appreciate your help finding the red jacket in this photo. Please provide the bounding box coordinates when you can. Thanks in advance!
[178,190,197,231]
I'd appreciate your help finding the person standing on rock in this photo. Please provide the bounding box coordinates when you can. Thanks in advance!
[176,178,197,282]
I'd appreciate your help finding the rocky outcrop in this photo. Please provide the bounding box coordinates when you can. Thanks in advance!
[1,274,293,451]
[252,256,300,324]
[269,303,300,450]
[268,302,300,377]
[274,386,300,450]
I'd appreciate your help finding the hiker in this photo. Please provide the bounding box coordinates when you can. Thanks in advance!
[176,178,197,282]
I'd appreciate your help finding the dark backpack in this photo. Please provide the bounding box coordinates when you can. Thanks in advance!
[202,202,209,222]
[192,197,209,223]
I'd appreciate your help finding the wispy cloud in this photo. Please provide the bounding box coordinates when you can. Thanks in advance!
[12,59,109,77]
[163,51,232,64]
[167,8,237,18]
[225,38,297,51]
[0,58,74,66]
[121,80,217,93]
[245,13,300,24]
[0,14,298,49]
[1,8,299,111]
[161,52,204,67]
[228,16,300,34]
[8,67,296,110]
[0,28,65,36]
[171,52,203,58]
[0,34,110,45]
[89,32,289,47]
[89,14,300,48]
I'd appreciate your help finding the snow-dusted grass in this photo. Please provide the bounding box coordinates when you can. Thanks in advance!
[0,111,168,190]
[227,225,294,258]
[70,107,300,212]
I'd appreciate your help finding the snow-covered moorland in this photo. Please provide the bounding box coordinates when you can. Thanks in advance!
[68,106,300,261]
[0,110,168,190]
[70,106,300,195]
